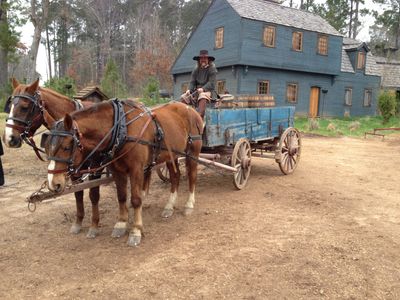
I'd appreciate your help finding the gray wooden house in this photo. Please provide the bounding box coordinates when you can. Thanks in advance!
[376,57,400,100]
[171,0,381,117]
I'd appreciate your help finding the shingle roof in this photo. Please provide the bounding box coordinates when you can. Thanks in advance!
[226,0,342,36]
[74,86,108,100]
[341,48,354,73]
[376,58,400,88]
[365,53,382,76]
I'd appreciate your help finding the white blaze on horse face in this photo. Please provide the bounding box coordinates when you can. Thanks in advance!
[4,104,15,145]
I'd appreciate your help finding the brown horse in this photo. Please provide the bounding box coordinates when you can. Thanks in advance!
[43,100,203,246]
[2,78,102,238]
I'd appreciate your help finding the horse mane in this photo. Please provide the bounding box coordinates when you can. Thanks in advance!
[39,87,73,102]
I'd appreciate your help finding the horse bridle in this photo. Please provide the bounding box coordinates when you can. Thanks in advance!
[5,91,43,137]
[45,120,84,175]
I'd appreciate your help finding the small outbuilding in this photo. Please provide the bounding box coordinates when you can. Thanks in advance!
[74,86,109,103]
[376,57,400,100]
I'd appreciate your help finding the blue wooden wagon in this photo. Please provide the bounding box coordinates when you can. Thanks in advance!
[157,102,302,190]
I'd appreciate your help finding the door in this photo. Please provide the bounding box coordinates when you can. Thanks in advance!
[309,87,320,118]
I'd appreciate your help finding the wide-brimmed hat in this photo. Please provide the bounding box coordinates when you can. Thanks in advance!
[193,49,215,61]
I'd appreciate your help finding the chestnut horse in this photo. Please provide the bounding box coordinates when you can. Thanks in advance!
[2,78,102,238]
[43,99,203,246]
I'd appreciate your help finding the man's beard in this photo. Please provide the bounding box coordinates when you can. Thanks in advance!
[201,62,209,68]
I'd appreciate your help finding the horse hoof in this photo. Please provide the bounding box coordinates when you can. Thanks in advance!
[184,207,194,216]
[70,223,82,234]
[86,228,98,239]
[111,222,127,238]
[127,234,141,247]
[161,209,174,218]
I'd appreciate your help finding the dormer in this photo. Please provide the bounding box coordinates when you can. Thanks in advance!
[343,38,370,73]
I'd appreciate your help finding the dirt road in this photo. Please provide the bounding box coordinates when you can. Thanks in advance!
[0,134,399,299]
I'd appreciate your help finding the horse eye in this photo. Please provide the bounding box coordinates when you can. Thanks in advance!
[20,106,29,112]
[63,146,71,151]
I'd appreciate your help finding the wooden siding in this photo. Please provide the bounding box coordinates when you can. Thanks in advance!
[171,0,242,74]
[238,19,342,75]
[235,66,379,117]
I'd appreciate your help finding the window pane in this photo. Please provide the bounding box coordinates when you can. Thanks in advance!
[181,83,188,94]
[292,32,302,51]
[215,27,224,49]
[364,89,372,106]
[318,35,328,55]
[258,81,269,94]
[345,88,352,105]
[217,80,225,95]
[263,26,275,47]
[357,52,365,69]
[286,83,298,103]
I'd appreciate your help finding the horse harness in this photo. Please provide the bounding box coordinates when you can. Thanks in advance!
[47,99,202,176]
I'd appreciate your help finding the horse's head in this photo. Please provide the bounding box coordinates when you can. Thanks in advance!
[3,78,42,148]
[44,112,85,193]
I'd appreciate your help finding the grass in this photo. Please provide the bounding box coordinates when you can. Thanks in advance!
[295,116,400,137]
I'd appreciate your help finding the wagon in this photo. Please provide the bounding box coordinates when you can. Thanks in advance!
[27,96,301,208]
[157,97,302,189]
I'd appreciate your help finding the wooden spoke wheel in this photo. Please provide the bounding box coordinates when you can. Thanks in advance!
[275,127,302,175]
[231,138,252,190]
[156,163,170,182]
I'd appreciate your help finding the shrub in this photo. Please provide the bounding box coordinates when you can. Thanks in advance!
[349,121,360,131]
[378,90,397,123]
[44,77,76,98]
[327,123,336,131]
[308,118,320,130]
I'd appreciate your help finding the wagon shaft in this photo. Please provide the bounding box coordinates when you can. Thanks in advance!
[27,176,114,203]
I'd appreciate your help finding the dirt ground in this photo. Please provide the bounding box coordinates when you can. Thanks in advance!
[0,133,400,299]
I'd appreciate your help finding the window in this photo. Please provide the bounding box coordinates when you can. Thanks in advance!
[317,35,328,55]
[263,26,276,47]
[357,51,365,69]
[258,81,269,94]
[292,31,303,51]
[363,89,372,107]
[345,87,352,106]
[181,82,189,94]
[286,83,298,103]
[217,80,226,95]
[215,27,224,49]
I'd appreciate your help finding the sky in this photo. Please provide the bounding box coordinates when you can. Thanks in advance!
[19,0,384,83]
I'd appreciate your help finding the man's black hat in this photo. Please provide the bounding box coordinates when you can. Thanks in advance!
[193,49,215,61]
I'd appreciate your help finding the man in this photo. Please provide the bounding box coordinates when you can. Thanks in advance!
[181,49,218,119]
[0,139,4,186]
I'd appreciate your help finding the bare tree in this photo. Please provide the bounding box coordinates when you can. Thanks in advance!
[27,0,50,82]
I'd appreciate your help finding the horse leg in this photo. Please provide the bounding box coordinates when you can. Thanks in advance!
[161,159,180,218]
[183,156,198,216]
[86,173,101,239]
[111,173,129,238]
[127,169,144,247]
[70,191,84,234]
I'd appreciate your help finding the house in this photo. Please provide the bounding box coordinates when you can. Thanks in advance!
[171,0,381,117]
[74,86,108,103]
[376,56,400,100]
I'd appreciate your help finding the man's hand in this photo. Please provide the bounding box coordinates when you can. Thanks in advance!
[185,90,191,95]
[197,88,204,93]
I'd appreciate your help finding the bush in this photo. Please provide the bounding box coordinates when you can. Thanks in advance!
[378,90,397,123]
[44,77,76,98]
[0,82,12,112]
[308,118,320,130]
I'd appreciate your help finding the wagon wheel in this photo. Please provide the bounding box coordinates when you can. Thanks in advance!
[156,163,170,182]
[275,127,302,175]
[231,138,252,190]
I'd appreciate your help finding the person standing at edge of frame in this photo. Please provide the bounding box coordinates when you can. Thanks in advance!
[0,138,4,186]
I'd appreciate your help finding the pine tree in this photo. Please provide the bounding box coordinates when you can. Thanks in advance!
[101,59,127,98]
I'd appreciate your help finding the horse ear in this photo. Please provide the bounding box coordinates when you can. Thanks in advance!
[64,114,73,131]
[27,78,40,94]
[43,110,56,128]
[11,77,20,89]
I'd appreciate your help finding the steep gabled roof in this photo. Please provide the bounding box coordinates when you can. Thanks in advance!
[226,0,342,36]
[376,58,400,88]
[342,37,370,51]
[74,86,108,100]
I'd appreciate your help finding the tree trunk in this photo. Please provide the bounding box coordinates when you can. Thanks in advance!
[348,0,353,38]
[58,0,68,77]
[352,0,359,39]
[45,25,52,79]
[28,0,50,82]
[0,0,8,89]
